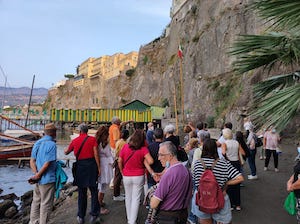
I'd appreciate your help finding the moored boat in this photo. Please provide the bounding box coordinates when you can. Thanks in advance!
[0,144,33,160]
[0,133,34,160]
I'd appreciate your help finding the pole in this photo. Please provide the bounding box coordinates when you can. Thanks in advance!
[25,75,35,127]
[173,85,179,134]
[0,65,7,110]
[179,58,184,122]
[0,114,40,136]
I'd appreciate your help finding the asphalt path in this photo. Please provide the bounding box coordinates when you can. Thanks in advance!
[49,139,297,224]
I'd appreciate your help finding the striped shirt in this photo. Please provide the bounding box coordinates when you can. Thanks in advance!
[192,158,241,189]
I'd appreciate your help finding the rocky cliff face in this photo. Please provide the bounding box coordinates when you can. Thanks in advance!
[49,0,278,130]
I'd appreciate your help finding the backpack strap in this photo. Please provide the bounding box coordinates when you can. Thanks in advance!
[200,158,219,170]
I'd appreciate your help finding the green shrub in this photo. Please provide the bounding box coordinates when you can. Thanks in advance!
[143,56,148,65]
[125,69,135,77]
[161,98,169,107]
[192,35,200,42]
[191,5,197,14]
[208,80,220,90]
[206,116,215,128]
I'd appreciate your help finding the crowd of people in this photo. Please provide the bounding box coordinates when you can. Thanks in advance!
[28,116,290,224]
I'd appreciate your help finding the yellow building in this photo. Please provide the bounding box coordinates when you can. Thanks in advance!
[77,57,94,78]
[73,51,138,87]
[73,74,85,87]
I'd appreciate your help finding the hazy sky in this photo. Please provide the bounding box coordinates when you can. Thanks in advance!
[0,0,172,88]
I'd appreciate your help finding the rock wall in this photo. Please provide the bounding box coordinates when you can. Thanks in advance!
[49,0,290,131]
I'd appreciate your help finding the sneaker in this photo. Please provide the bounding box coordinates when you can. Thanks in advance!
[77,216,84,224]
[264,167,268,171]
[259,156,263,160]
[248,175,258,180]
[275,168,279,172]
[89,215,98,224]
[113,195,125,201]
[235,206,242,211]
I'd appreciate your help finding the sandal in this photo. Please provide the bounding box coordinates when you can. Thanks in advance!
[100,208,110,215]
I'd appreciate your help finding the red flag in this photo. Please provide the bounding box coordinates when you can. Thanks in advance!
[178,44,183,59]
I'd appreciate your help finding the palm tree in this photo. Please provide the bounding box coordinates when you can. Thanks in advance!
[229,0,300,131]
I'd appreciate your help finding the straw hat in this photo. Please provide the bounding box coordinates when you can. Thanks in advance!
[44,123,57,131]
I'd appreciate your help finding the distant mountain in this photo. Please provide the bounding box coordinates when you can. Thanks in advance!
[0,86,48,95]
[0,86,48,107]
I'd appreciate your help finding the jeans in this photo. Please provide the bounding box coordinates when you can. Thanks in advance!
[188,179,197,223]
[227,161,241,207]
[29,183,55,224]
[248,149,257,176]
[123,175,144,224]
[77,186,99,219]
[265,149,278,169]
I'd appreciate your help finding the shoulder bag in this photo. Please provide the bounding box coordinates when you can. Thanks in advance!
[72,136,89,186]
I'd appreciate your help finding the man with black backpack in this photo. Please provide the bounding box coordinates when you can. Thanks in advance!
[192,139,244,224]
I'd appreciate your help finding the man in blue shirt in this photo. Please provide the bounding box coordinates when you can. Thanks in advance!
[146,122,155,145]
[29,123,57,224]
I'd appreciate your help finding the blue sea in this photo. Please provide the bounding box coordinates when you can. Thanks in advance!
[0,131,75,198]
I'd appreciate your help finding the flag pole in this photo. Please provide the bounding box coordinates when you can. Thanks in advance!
[179,56,184,123]
[173,84,179,134]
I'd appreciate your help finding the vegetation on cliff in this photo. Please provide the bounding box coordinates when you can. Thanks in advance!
[230,0,300,131]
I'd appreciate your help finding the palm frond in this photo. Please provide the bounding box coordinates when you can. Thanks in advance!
[251,0,300,30]
[251,83,300,131]
[253,73,298,99]
[229,32,300,74]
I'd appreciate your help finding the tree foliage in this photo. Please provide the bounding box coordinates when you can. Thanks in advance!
[229,0,300,131]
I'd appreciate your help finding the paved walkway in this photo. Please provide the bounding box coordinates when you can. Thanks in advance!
[50,140,297,224]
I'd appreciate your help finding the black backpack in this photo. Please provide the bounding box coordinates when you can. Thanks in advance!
[253,134,263,148]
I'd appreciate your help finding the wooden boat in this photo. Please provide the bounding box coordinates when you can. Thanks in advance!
[0,133,34,160]
[0,76,41,161]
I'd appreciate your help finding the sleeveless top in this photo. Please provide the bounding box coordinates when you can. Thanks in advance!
[225,139,239,161]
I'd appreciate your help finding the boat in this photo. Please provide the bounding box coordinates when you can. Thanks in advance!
[0,75,42,163]
[0,133,34,160]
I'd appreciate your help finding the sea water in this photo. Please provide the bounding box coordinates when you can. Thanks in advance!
[0,144,75,198]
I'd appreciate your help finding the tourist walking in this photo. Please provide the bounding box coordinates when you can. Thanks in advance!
[146,122,155,145]
[243,117,253,138]
[150,141,192,224]
[263,126,281,172]
[64,123,100,224]
[192,130,211,167]
[216,122,233,160]
[95,125,113,215]
[109,117,122,153]
[235,131,250,177]
[145,128,164,188]
[287,153,300,224]
[29,123,57,224]
[164,124,180,148]
[113,129,129,201]
[246,127,258,179]
[192,138,244,224]
[221,128,244,211]
[118,129,153,224]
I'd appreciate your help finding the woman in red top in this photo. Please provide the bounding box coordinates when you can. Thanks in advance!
[118,129,153,224]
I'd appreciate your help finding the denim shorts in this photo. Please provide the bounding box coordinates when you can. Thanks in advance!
[191,191,232,223]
